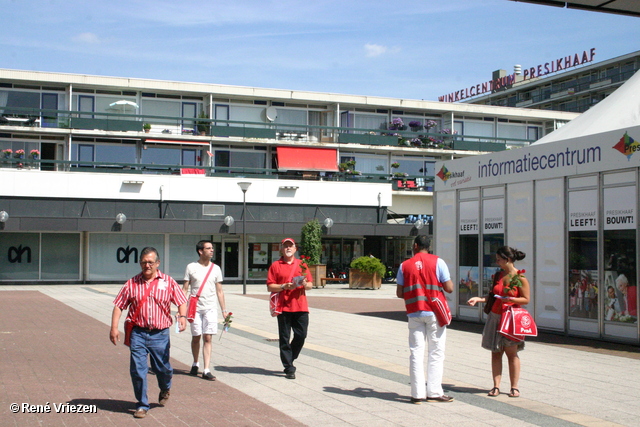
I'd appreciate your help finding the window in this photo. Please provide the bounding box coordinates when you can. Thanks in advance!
[142,146,181,166]
[78,144,95,165]
[182,102,197,132]
[229,105,263,127]
[340,154,386,175]
[464,121,494,140]
[275,108,307,131]
[352,113,387,132]
[389,156,434,177]
[41,93,58,127]
[497,123,527,145]
[73,143,136,166]
[214,149,266,170]
[215,104,229,125]
[0,90,39,115]
[78,95,94,118]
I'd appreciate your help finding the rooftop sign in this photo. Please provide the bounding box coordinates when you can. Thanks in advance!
[438,48,596,103]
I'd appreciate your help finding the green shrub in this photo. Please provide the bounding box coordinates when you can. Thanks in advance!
[300,219,322,264]
[350,256,385,276]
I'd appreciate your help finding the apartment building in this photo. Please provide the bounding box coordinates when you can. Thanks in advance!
[465,49,640,113]
[0,68,577,284]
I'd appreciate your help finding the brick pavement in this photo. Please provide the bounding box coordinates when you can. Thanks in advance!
[0,291,303,426]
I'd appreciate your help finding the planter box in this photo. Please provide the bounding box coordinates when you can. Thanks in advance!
[349,269,381,289]
[309,264,326,288]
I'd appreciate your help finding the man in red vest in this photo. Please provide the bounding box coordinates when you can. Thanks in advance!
[397,235,454,404]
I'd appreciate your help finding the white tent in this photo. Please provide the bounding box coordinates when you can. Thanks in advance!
[533,68,640,145]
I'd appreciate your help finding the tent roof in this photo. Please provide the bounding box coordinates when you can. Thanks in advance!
[532,69,640,145]
[509,1,640,18]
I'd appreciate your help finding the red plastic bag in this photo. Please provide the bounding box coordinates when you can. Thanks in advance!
[430,296,452,327]
[269,292,283,317]
[511,307,538,336]
[499,305,537,341]
[499,306,524,342]
[187,295,199,323]
[124,319,134,347]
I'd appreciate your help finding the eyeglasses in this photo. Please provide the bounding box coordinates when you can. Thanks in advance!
[140,261,157,266]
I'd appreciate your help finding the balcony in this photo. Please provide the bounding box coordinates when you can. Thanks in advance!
[0,155,436,191]
[0,106,531,151]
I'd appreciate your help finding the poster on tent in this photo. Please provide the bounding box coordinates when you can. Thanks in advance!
[568,269,599,319]
[458,266,479,305]
[458,200,479,305]
[603,186,637,324]
[568,190,599,319]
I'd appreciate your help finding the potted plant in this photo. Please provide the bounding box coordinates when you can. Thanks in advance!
[29,149,40,159]
[2,149,12,159]
[197,111,210,136]
[300,219,325,286]
[14,149,25,159]
[409,120,422,132]
[349,256,385,289]
[388,117,406,131]
[143,123,151,133]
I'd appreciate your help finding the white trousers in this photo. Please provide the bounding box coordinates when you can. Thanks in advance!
[408,315,446,399]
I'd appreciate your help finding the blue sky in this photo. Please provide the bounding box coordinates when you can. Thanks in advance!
[1,0,638,101]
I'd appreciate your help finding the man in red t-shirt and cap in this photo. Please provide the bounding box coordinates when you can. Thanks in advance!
[266,238,313,379]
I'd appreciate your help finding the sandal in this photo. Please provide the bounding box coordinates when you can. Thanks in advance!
[508,388,520,398]
[487,387,500,397]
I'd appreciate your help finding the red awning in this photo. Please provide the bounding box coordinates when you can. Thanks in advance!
[276,146,338,172]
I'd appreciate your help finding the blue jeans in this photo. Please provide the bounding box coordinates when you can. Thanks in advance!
[277,312,309,374]
[129,327,172,410]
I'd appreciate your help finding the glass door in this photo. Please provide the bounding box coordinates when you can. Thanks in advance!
[181,102,196,134]
[41,93,58,127]
[222,240,239,279]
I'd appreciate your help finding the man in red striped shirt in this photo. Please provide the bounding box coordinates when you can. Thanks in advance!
[110,247,188,419]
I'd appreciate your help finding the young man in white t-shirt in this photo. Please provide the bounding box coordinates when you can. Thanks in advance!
[183,240,227,380]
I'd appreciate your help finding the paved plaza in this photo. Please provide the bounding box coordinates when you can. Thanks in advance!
[1,283,639,426]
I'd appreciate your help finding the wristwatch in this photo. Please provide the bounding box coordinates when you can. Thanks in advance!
[178,315,187,318]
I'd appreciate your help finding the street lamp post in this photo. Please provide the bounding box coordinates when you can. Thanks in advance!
[238,182,252,294]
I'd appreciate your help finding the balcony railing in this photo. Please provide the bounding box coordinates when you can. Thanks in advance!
[0,107,534,150]
[0,157,436,190]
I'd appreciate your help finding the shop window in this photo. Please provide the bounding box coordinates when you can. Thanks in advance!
[603,230,637,324]
[0,233,40,280]
[41,233,81,280]
[482,234,504,299]
[568,231,598,319]
[458,234,479,306]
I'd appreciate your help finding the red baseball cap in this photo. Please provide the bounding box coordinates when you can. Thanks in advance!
[281,238,296,245]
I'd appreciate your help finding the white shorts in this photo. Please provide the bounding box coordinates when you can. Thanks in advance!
[190,309,218,336]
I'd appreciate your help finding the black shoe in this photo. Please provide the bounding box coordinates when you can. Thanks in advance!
[158,389,170,405]
[285,371,296,379]
[202,372,216,381]
[189,366,199,376]
[426,395,454,403]
[410,397,424,405]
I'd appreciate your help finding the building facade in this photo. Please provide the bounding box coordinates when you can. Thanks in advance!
[434,69,640,344]
[0,68,577,284]
[463,50,640,114]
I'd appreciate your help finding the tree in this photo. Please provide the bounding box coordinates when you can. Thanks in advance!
[300,219,322,265]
